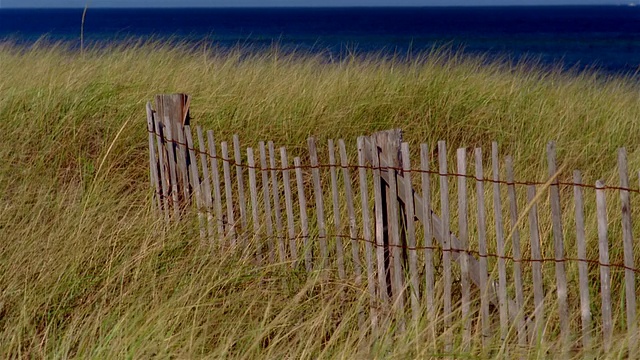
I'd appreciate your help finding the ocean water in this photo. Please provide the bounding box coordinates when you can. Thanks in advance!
[1,6,639,75]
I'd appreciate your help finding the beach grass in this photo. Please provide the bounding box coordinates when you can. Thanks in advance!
[1,40,640,358]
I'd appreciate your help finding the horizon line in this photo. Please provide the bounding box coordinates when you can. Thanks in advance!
[0,4,632,8]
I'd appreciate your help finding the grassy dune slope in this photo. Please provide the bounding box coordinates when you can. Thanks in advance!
[1,41,640,358]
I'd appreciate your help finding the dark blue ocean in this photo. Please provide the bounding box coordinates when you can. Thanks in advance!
[1,6,640,75]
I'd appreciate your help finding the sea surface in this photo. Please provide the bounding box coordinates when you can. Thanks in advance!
[1,6,639,75]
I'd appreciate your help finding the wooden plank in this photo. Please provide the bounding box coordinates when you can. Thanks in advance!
[295,157,312,272]
[573,170,591,350]
[207,130,225,238]
[184,125,206,240]
[328,139,346,280]
[146,102,162,215]
[259,142,275,263]
[457,147,471,348]
[371,137,390,304]
[152,112,170,222]
[491,142,509,343]
[196,126,215,239]
[505,155,527,348]
[234,135,248,243]
[340,139,362,284]
[527,185,546,343]
[618,148,637,353]
[176,123,191,208]
[386,139,406,331]
[247,148,262,263]
[421,144,435,316]
[475,148,491,343]
[402,142,420,324]
[438,140,452,342]
[222,142,236,245]
[268,141,286,262]
[546,142,570,343]
[308,137,328,270]
[163,113,180,218]
[596,180,613,352]
[357,137,378,327]
[280,147,298,265]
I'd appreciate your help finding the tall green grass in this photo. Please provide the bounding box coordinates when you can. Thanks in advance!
[1,40,640,358]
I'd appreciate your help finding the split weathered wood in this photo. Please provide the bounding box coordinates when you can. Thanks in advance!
[247,148,262,263]
[596,180,613,352]
[475,148,491,343]
[268,141,286,262]
[339,139,362,284]
[527,185,546,343]
[259,142,275,263]
[294,156,312,272]
[492,142,509,343]
[207,130,225,238]
[196,127,215,239]
[175,122,190,208]
[222,142,236,245]
[402,142,420,324]
[457,147,471,349]
[546,142,570,344]
[280,147,298,265]
[371,137,390,304]
[618,148,637,353]
[146,102,163,216]
[152,113,170,222]
[184,126,206,240]
[573,170,591,350]
[357,136,378,327]
[163,113,180,219]
[234,135,248,243]
[308,137,328,270]
[438,140,452,341]
[421,144,435,316]
[505,155,527,349]
[328,139,346,280]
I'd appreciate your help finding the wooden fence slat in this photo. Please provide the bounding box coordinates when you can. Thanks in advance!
[259,142,275,263]
[357,137,378,326]
[475,148,491,343]
[340,139,362,283]
[438,140,452,342]
[546,142,570,344]
[234,135,248,243]
[402,142,420,324]
[527,185,546,344]
[505,155,527,348]
[328,139,346,280]
[421,144,435,316]
[618,148,637,352]
[456,147,471,348]
[175,121,191,207]
[295,157,312,272]
[184,125,206,240]
[371,137,390,304]
[153,113,170,222]
[222,142,236,245]
[573,170,591,350]
[196,127,215,239]
[491,142,509,343]
[280,147,298,265]
[146,102,163,215]
[308,137,328,270]
[163,114,180,218]
[268,141,286,262]
[386,139,405,331]
[207,130,225,238]
[596,180,613,352]
[247,148,262,263]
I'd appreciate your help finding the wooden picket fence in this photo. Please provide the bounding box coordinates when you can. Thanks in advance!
[146,94,639,353]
